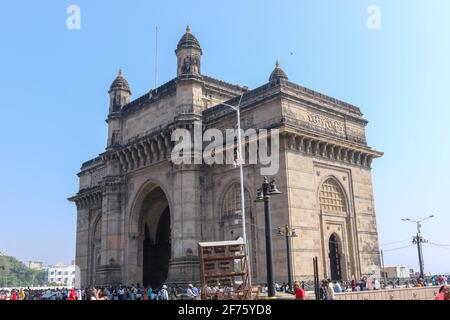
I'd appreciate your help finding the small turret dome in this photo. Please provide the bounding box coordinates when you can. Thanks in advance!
[177,25,202,52]
[109,69,131,94]
[269,60,289,82]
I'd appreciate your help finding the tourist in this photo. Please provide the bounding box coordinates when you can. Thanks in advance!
[192,284,200,297]
[333,281,343,293]
[319,280,328,300]
[326,279,335,300]
[10,290,18,301]
[366,277,373,290]
[351,279,357,292]
[69,288,77,300]
[373,278,381,290]
[417,278,425,287]
[187,284,197,300]
[293,281,306,300]
[19,288,25,300]
[117,286,125,300]
[158,285,169,300]
[435,286,449,300]
[445,290,450,301]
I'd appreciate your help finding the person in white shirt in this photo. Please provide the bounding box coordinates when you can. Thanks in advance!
[326,279,335,300]
[373,278,381,290]
[187,284,197,300]
[333,281,343,293]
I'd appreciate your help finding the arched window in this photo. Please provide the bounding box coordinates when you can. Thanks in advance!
[319,178,347,213]
[222,183,251,218]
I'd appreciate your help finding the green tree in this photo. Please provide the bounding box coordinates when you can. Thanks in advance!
[0,256,46,287]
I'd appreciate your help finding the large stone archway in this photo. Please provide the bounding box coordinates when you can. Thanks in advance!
[141,188,171,287]
[126,182,172,286]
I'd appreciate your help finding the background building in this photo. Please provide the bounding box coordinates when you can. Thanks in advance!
[385,265,411,279]
[70,26,383,287]
[28,261,44,271]
[47,262,76,287]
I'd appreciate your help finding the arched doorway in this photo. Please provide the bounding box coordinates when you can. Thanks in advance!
[329,234,342,281]
[140,186,171,287]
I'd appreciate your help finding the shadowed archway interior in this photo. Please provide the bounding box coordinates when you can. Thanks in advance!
[140,187,171,288]
[329,234,342,281]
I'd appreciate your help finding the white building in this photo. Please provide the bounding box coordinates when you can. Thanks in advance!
[47,262,76,287]
[384,265,411,279]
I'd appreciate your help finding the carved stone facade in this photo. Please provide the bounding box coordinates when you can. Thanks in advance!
[69,26,383,287]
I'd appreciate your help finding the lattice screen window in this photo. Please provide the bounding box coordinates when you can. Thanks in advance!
[223,183,251,216]
[319,179,347,213]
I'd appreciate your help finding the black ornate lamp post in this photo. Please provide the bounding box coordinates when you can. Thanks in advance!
[278,225,298,292]
[255,177,281,298]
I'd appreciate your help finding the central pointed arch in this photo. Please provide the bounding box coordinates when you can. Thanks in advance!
[127,180,173,287]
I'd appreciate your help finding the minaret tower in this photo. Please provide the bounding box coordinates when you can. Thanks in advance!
[175,25,203,79]
[107,69,132,148]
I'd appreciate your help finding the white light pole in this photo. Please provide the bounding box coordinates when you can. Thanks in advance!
[204,92,252,286]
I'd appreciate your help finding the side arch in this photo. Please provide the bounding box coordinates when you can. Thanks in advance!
[218,181,258,279]
[317,175,354,281]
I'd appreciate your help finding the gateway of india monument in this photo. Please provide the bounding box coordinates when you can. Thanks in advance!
[69,26,383,288]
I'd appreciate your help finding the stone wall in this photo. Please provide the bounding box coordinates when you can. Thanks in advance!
[335,286,441,300]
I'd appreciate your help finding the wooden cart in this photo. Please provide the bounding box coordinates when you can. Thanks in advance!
[198,240,253,300]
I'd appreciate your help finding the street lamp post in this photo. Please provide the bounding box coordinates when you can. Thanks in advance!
[401,215,434,278]
[278,225,298,292]
[203,92,252,285]
[255,177,281,298]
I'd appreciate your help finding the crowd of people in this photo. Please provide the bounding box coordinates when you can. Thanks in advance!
[0,284,201,301]
[1,275,449,300]
[314,276,450,300]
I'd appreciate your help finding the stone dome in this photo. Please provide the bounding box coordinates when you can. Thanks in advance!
[109,69,131,93]
[177,25,202,51]
[269,60,289,82]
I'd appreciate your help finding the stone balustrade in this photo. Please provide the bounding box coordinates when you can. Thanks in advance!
[334,286,441,300]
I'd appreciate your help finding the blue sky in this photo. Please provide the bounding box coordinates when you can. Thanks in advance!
[0,0,449,274]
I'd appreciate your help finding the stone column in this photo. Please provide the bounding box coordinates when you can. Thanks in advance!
[75,206,90,288]
[96,176,124,286]
[167,164,202,285]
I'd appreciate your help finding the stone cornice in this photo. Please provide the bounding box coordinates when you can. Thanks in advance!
[68,186,102,210]
[280,129,383,169]
[112,126,176,174]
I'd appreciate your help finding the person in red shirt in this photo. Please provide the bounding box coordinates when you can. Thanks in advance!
[69,288,77,300]
[10,290,18,301]
[435,286,449,300]
[294,281,306,300]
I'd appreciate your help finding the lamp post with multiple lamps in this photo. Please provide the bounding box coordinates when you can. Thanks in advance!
[255,177,281,298]
[401,215,434,278]
[278,225,298,292]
